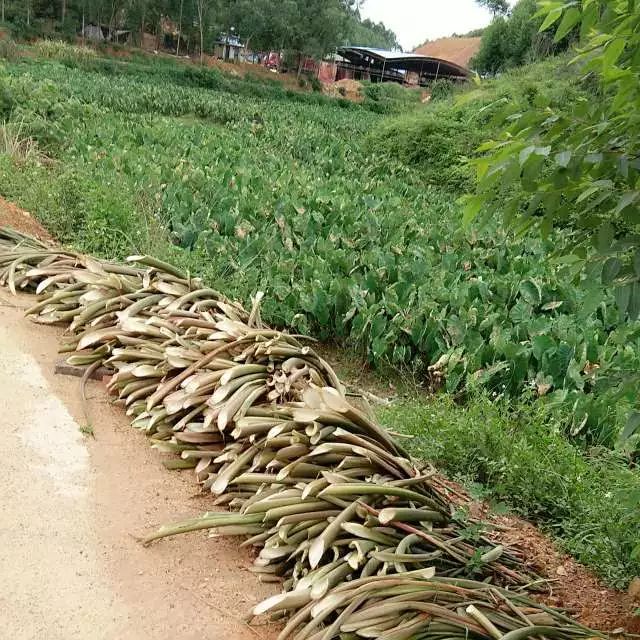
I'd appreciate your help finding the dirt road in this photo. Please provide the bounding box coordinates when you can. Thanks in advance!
[0,293,276,640]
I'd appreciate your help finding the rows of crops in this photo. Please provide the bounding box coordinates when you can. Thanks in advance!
[0,54,639,450]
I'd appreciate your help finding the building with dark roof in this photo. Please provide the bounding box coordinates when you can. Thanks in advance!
[335,46,470,85]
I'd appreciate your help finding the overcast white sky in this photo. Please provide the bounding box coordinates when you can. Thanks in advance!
[360,0,507,50]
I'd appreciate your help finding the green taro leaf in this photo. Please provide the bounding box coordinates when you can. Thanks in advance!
[629,282,640,320]
[621,411,640,441]
[597,222,614,253]
[509,300,532,324]
[615,284,632,317]
[519,279,542,305]
[602,257,622,285]
[532,334,555,362]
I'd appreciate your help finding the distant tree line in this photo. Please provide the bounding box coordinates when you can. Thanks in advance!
[471,0,576,74]
[0,0,399,59]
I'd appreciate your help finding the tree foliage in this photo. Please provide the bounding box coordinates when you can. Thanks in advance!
[468,0,640,322]
[464,0,640,441]
[471,0,572,73]
[475,0,510,16]
[344,15,399,50]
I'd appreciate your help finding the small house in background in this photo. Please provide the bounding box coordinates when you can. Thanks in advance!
[82,24,105,42]
[214,32,245,62]
[82,23,131,44]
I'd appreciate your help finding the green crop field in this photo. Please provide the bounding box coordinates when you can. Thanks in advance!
[0,44,639,586]
[2,52,638,449]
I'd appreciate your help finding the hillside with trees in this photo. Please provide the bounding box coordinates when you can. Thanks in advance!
[0,0,399,57]
[471,0,576,73]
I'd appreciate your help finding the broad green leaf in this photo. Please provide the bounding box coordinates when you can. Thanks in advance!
[550,253,581,265]
[615,283,632,316]
[475,140,501,152]
[584,153,604,165]
[519,145,536,165]
[576,185,600,203]
[554,7,581,42]
[533,1,565,19]
[548,342,574,384]
[596,222,614,253]
[519,279,542,305]
[621,411,640,441]
[509,300,532,324]
[634,250,640,277]
[534,146,551,157]
[603,38,626,67]
[613,191,638,215]
[460,195,484,226]
[629,282,640,320]
[532,336,556,362]
[539,6,563,31]
[555,150,572,167]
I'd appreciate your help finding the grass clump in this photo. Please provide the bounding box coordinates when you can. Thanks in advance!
[0,119,47,164]
[33,39,97,62]
[367,109,480,191]
[361,80,423,113]
[378,394,640,588]
[0,35,19,61]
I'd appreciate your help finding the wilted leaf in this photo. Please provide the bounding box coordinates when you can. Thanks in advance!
[601,257,622,285]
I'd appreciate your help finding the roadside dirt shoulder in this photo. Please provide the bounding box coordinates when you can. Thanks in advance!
[0,293,275,640]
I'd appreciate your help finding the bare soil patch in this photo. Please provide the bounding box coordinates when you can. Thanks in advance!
[0,196,53,244]
[428,476,639,632]
[414,37,482,70]
[323,79,363,102]
[0,291,276,639]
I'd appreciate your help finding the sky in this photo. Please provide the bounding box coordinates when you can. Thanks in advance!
[360,0,505,51]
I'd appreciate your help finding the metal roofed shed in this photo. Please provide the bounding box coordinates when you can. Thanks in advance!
[335,46,470,85]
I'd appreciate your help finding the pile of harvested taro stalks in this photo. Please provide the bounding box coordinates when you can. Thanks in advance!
[0,227,607,640]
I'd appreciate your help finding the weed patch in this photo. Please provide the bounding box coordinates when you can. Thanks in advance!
[379,395,640,588]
